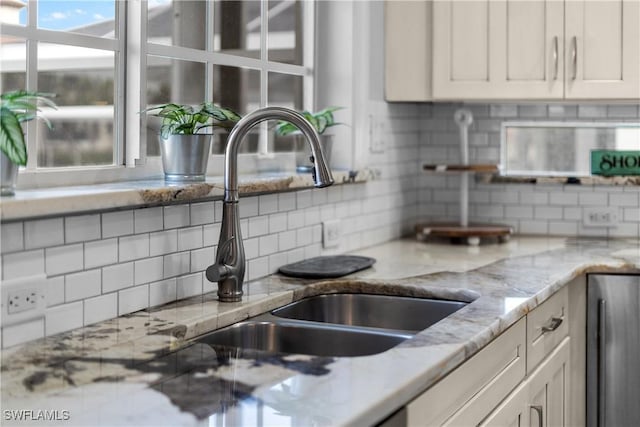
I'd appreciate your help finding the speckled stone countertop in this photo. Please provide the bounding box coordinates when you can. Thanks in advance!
[0,170,370,221]
[1,237,639,426]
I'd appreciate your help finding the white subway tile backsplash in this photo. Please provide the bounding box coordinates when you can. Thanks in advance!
[239,196,258,218]
[65,269,101,302]
[248,257,269,281]
[286,247,305,264]
[149,279,177,307]
[549,192,578,206]
[190,246,215,272]
[1,222,23,254]
[149,229,177,256]
[278,192,297,212]
[296,227,313,247]
[24,218,64,250]
[279,230,297,251]
[118,285,149,316]
[85,238,118,269]
[46,244,84,276]
[505,206,534,219]
[243,237,259,260]
[102,262,134,293]
[623,208,640,222]
[269,213,287,234]
[296,190,312,209]
[164,205,190,229]
[119,234,150,262]
[534,206,563,220]
[163,252,190,278]
[563,207,583,221]
[102,210,134,238]
[248,216,269,237]
[2,318,44,348]
[190,201,215,225]
[84,293,117,326]
[65,214,101,243]
[46,276,65,307]
[608,223,639,238]
[176,273,202,299]
[304,207,321,227]
[46,301,83,335]
[134,256,164,285]
[259,194,278,215]
[203,223,221,247]
[287,211,305,230]
[268,252,288,274]
[609,193,639,207]
[2,249,45,280]
[548,221,578,236]
[579,193,608,206]
[134,207,163,234]
[259,234,278,257]
[177,226,203,252]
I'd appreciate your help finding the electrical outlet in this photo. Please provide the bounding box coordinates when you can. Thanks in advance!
[322,219,341,248]
[1,275,46,326]
[583,207,619,227]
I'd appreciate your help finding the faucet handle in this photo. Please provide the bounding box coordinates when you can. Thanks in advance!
[206,264,230,282]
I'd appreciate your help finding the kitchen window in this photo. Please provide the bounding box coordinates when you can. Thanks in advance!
[0,0,314,188]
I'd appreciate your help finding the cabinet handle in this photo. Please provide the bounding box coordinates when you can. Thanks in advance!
[541,316,563,333]
[571,36,578,80]
[598,299,606,427]
[553,36,559,80]
[531,405,543,427]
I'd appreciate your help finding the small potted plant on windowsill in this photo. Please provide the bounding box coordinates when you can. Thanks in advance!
[0,91,56,196]
[144,102,241,182]
[275,107,344,173]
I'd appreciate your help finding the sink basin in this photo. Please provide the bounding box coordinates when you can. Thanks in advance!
[272,293,468,332]
[196,317,411,357]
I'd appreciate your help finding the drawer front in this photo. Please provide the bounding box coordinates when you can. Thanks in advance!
[526,285,569,373]
[406,317,526,426]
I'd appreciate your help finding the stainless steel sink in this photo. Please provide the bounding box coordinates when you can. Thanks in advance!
[196,316,411,357]
[195,293,468,358]
[272,293,468,333]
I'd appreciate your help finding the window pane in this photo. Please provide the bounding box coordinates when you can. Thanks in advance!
[268,72,303,153]
[37,43,115,167]
[146,56,206,156]
[211,65,260,154]
[0,37,26,91]
[213,0,261,60]
[268,0,303,65]
[37,0,115,37]
[147,0,206,49]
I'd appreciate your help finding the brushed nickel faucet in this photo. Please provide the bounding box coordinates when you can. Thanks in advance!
[206,107,334,302]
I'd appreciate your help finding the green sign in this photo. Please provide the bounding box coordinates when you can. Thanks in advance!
[591,150,640,176]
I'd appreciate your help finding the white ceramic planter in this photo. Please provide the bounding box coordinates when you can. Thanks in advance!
[159,134,213,182]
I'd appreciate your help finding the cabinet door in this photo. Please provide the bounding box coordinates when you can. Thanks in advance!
[565,0,640,99]
[527,338,570,427]
[384,1,432,101]
[432,0,564,100]
[480,381,530,427]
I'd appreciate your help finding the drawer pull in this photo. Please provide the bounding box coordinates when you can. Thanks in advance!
[531,405,543,427]
[541,317,563,333]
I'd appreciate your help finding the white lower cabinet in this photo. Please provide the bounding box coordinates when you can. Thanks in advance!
[394,277,582,427]
[483,338,570,427]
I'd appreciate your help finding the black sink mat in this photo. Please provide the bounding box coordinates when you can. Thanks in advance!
[278,255,376,279]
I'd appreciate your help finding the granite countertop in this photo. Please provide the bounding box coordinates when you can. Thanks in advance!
[0,170,370,221]
[1,237,639,426]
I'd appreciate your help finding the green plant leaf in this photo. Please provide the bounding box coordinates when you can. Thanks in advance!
[0,106,28,166]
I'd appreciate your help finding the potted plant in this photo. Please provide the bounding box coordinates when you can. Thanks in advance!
[0,91,56,196]
[144,102,241,182]
[275,107,343,173]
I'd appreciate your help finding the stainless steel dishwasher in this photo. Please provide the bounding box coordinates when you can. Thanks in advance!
[587,274,640,427]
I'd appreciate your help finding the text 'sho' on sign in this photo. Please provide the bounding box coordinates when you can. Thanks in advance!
[591,150,640,176]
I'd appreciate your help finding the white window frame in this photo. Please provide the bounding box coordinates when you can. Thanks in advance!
[2,0,315,189]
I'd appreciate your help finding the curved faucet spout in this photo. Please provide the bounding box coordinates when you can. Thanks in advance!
[209,106,335,302]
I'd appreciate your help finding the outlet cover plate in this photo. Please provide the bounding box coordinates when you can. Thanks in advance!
[322,219,341,248]
[583,207,619,227]
[1,275,47,327]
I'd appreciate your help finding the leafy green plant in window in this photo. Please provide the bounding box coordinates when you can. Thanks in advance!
[275,107,344,136]
[143,102,242,139]
[0,91,57,166]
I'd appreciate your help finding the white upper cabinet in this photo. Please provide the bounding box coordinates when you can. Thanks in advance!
[564,0,640,99]
[385,0,640,101]
[432,0,564,99]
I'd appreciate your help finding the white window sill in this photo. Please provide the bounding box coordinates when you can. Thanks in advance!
[0,169,371,222]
